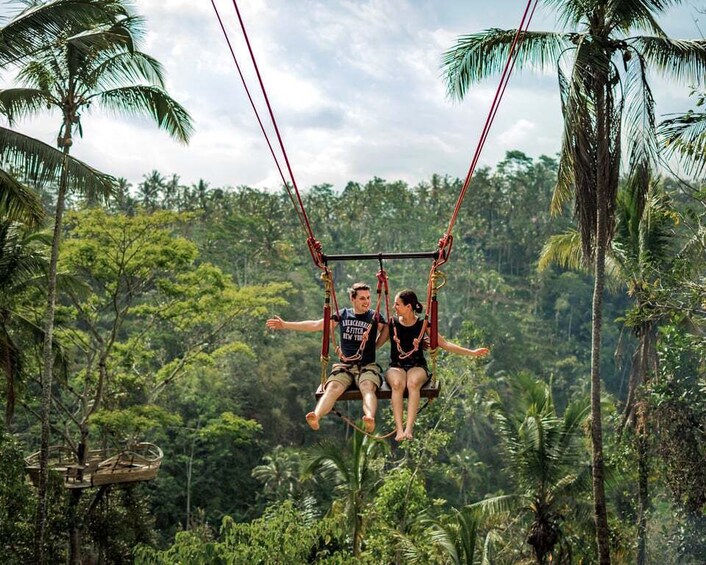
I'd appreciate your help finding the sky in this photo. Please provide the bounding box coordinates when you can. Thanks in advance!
[3,0,705,192]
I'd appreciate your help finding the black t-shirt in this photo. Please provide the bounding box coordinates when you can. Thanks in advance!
[333,308,384,365]
[389,317,427,367]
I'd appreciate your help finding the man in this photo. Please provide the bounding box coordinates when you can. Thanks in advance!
[266,282,388,432]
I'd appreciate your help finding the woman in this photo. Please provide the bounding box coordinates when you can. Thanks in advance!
[387,289,489,441]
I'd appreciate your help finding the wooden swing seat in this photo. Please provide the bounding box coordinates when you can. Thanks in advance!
[315,379,440,402]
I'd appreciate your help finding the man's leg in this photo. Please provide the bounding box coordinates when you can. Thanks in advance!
[404,367,429,440]
[307,380,346,430]
[359,379,378,433]
[386,368,407,441]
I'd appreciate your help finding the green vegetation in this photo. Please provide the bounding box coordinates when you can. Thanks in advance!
[1,1,705,563]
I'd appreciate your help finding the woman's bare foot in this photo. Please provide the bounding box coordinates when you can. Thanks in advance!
[403,430,414,440]
[362,415,375,433]
[306,412,320,431]
[395,430,406,442]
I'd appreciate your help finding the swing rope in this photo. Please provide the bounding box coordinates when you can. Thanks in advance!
[210,0,537,271]
[442,0,539,243]
[209,0,326,269]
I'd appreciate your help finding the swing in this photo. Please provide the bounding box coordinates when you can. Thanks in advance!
[211,0,535,418]
[314,251,447,403]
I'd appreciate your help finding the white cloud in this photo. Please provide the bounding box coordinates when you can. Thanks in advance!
[1,0,700,191]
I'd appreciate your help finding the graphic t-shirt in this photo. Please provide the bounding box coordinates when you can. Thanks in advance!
[390,317,427,367]
[334,308,384,365]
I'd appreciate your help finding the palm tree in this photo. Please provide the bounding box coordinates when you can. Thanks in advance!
[539,177,681,564]
[473,374,591,564]
[442,3,706,561]
[252,445,307,502]
[1,2,121,228]
[420,506,487,565]
[0,222,51,430]
[305,429,386,557]
[0,2,193,559]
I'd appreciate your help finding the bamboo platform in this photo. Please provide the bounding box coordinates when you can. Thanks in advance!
[315,379,440,402]
[25,442,163,489]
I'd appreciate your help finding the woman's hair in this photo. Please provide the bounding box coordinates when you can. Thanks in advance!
[397,289,423,314]
[348,282,370,299]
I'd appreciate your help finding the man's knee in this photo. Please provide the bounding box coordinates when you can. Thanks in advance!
[358,380,377,393]
[325,381,346,396]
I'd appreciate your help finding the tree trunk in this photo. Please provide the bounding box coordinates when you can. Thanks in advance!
[35,147,71,564]
[68,489,84,565]
[591,89,611,563]
[636,430,648,565]
[591,200,610,564]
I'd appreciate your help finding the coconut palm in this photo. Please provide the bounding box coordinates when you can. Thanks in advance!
[470,374,591,564]
[252,445,307,502]
[442,3,706,561]
[418,505,487,565]
[540,177,681,564]
[305,429,386,557]
[1,0,123,226]
[0,2,193,559]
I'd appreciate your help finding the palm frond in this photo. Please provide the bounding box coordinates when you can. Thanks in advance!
[538,230,584,272]
[442,29,569,101]
[633,37,706,86]
[0,126,117,198]
[659,108,706,177]
[94,85,194,144]
[87,50,165,91]
[622,50,659,175]
[65,14,146,60]
[0,88,53,125]
[608,0,672,37]
[470,493,521,517]
[0,169,45,226]
[0,0,129,67]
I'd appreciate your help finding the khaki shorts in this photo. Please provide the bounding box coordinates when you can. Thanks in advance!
[326,362,382,390]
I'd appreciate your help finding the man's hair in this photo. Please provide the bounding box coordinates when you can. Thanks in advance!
[348,282,370,299]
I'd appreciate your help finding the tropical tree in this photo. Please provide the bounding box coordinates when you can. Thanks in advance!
[472,374,592,564]
[0,2,194,558]
[305,429,386,557]
[539,177,688,563]
[0,1,127,224]
[442,3,706,561]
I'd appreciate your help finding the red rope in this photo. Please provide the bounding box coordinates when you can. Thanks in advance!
[212,0,536,272]
[229,0,320,255]
[209,0,325,268]
[443,0,539,245]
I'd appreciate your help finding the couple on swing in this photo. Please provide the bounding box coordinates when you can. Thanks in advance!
[266,282,489,441]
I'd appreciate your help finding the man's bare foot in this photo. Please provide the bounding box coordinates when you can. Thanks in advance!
[403,430,414,440]
[395,430,406,442]
[306,412,320,431]
[362,415,375,433]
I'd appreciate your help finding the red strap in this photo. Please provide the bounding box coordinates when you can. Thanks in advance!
[444,0,538,252]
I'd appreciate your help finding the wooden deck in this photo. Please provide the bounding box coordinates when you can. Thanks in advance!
[315,379,440,402]
[25,443,163,489]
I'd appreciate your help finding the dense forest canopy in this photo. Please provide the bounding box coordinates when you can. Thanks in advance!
[1,1,705,564]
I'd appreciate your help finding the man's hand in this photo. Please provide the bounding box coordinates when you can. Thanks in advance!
[266,315,285,330]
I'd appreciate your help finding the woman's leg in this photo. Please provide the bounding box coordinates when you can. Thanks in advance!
[386,367,407,441]
[404,367,429,439]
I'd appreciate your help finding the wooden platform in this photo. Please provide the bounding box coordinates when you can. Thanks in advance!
[315,379,440,402]
[25,442,163,489]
